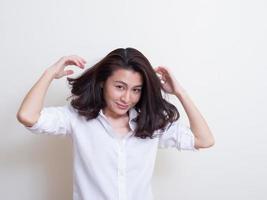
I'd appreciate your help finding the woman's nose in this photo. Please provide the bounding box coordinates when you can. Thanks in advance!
[121,91,131,103]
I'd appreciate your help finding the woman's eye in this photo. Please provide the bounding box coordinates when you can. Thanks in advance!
[115,85,124,89]
[134,89,141,93]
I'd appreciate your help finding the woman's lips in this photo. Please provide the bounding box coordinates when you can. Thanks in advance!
[116,102,128,109]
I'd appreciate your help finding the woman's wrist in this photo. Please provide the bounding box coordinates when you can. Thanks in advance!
[174,85,187,98]
[44,67,57,79]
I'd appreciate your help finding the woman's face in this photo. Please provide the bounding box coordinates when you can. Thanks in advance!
[102,68,143,118]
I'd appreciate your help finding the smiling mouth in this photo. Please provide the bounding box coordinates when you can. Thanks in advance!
[116,102,129,109]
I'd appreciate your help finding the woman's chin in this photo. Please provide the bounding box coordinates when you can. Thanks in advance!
[114,108,128,114]
[113,106,130,116]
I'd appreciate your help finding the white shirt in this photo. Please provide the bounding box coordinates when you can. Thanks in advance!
[25,103,198,200]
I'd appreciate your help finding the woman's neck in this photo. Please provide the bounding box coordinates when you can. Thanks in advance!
[102,108,129,120]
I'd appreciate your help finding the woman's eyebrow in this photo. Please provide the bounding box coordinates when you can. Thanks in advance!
[114,80,142,87]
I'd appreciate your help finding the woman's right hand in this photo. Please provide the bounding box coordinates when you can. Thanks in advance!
[47,55,87,79]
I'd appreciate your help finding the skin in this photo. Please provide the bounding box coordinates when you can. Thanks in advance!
[16,55,86,127]
[17,55,215,149]
[102,69,143,134]
[154,66,215,149]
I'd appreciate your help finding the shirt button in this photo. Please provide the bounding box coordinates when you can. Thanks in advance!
[119,170,124,176]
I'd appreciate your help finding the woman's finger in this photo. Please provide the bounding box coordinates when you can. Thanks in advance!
[76,59,84,68]
[76,56,87,68]
[64,70,74,76]
[66,58,83,69]
[81,58,87,63]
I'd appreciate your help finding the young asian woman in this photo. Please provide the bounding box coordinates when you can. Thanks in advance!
[17,47,215,200]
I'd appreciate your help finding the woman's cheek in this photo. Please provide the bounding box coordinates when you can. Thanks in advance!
[134,93,141,103]
[113,90,123,99]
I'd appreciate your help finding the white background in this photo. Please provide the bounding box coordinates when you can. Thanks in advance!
[1,0,266,199]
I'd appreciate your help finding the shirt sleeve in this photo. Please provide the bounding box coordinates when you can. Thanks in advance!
[157,119,198,151]
[24,104,73,136]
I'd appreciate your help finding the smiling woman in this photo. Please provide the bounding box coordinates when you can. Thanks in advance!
[100,69,143,137]
[16,47,214,200]
[102,69,142,115]
[66,48,181,139]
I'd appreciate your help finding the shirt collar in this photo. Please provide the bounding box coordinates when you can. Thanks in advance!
[98,107,138,135]
[99,107,138,122]
[128,107,138,122]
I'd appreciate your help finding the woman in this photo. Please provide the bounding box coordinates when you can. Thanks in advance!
[17,47,215,200]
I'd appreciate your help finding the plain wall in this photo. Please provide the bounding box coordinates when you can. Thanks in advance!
[1,0,266,199]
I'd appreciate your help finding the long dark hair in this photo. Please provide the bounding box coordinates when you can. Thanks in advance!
[66,47,180,139]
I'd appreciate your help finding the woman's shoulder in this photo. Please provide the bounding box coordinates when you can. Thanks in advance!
[64,102,80,116]
[64,102,98,123]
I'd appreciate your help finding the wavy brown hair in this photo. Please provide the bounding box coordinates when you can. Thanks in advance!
[66,47,180,139]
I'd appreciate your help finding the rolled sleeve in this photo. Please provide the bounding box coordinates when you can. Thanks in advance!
[157,119,198,151]
[25,104,72,136]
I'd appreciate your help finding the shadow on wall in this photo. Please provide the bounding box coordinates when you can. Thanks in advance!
[1,129,73,200]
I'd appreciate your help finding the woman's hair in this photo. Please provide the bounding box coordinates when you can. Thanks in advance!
[66,47,180,139]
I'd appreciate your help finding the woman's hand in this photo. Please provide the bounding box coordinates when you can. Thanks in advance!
[154,66,185,96]
[47,55,87,79]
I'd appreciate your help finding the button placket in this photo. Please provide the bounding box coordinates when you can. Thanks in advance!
[117,139,127,200]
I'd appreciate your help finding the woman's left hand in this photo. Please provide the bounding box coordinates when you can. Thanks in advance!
[154,66,184,96]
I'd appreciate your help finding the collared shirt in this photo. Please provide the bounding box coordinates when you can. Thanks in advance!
[25,103,198,200]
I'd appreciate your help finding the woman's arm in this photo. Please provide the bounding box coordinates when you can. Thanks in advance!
[16,69,56,126]
[154,66,215,149]
[16,55,86,127]
[174,89,215,148]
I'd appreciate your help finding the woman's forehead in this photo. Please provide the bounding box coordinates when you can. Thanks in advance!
[110,69,143,86]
